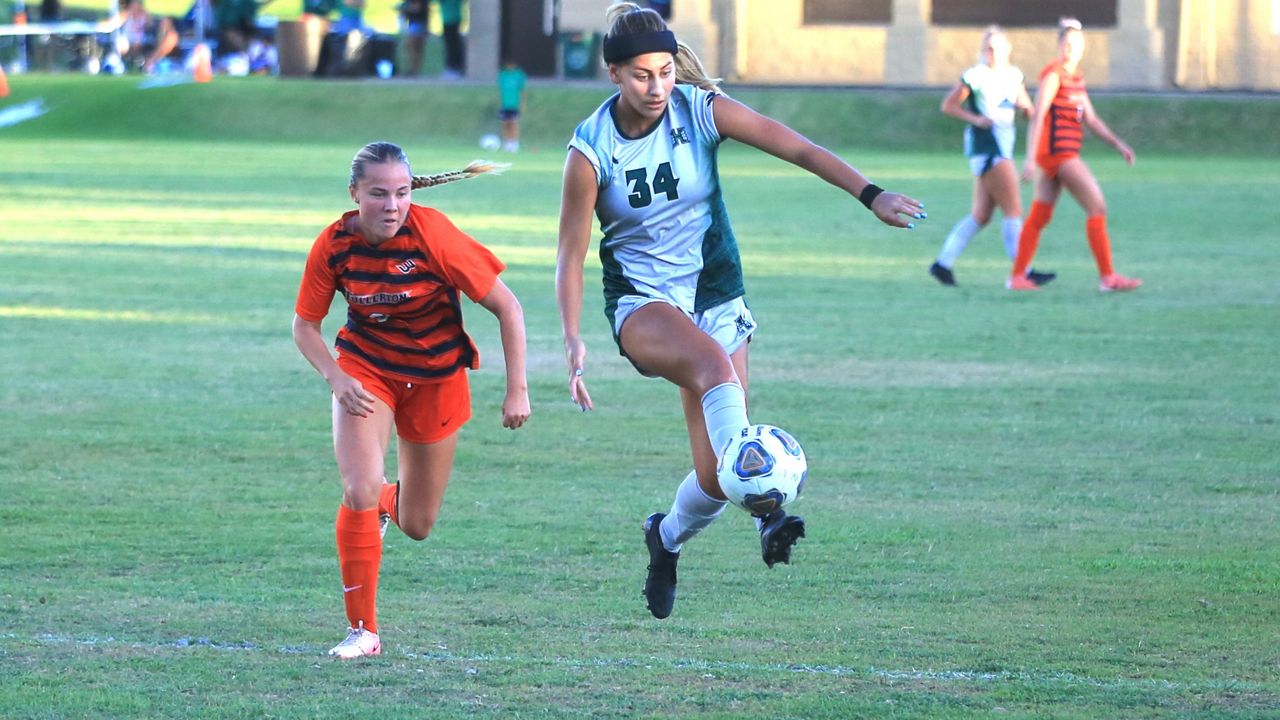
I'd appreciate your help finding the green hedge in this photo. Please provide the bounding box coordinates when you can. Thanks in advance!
[3,74,1278,156]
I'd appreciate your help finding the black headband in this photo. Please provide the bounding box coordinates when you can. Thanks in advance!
[602,30,678,64]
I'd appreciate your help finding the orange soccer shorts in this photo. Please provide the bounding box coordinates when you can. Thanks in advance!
[337,355,472,444]
[1036,152,1078,180]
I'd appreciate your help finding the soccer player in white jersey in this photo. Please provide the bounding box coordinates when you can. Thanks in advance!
[555,2,926,619]
[930,26,1055,288]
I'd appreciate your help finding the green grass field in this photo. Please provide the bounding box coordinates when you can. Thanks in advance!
[1,77,1278,718]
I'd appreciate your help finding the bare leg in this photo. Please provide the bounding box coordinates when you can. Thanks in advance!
[970,174,996,226]
[981,158,1023,218]
[1056,158,1106,216]
[394,433,459,541]
[619,302,740,397]
[332,395,393,509]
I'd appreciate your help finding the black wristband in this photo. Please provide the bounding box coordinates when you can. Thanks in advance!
[859,183,884,210]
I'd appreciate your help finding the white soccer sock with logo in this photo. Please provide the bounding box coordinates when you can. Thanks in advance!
[1002,217,1023,261]
[701,381,749,457]
[660,471,728,553]
[937,215,982,269]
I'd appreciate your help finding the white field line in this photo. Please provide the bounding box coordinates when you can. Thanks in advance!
[0,98,48,128]
[4,632,1273,697]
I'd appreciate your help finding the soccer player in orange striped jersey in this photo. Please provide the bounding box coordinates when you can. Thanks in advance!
[1008,17,1142,293]
[293,142,530,659]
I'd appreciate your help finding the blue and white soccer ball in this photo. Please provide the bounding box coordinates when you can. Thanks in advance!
[479,133,502,152]
[716,424,807,516]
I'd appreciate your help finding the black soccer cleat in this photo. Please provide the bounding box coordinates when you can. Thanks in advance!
[759,510,806,569]
[642,512,679,619]
[929,262,957,286]
[1026,268,1057,287]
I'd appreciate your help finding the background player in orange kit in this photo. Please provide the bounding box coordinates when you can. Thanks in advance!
[1008,17,1142,293]
[293,141,530,659]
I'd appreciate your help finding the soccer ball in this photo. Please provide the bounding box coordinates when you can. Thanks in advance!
[716,424,807,516]
[479,134,501,152]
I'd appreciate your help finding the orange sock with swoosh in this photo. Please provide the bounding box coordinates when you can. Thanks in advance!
[1011,200,1054,278]
[378,482,400,527]
[335,505,382,634]
[1086,215,1115,277]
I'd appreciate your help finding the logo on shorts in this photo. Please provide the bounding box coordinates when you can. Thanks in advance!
[735,313,754,336]
[396,259,416,273]
[670,127,690,147]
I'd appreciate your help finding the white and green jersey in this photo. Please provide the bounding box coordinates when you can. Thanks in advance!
[568,84,743,326]
[959,63,1024,159]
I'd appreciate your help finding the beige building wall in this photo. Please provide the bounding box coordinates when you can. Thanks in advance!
[1177,0,1280,89]
[556,0,1280,91]
[735,1,885,83]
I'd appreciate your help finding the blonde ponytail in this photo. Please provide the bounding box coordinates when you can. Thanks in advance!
[605,1,642,27]
[675,41,721,93]
[412,160,510,190]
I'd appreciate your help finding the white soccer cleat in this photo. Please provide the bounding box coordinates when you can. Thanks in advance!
[327,623,381,660]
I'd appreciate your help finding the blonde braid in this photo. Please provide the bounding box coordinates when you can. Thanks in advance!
[412,160,510,190]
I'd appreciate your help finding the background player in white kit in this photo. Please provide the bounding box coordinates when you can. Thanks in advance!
[929,26,1055,288]
[556,2,926,619]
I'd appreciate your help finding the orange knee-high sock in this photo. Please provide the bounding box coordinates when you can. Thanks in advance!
[378,482,400,527]
[1011,200,1054,277]
[335,505,383,634]
[1086,215,1115,277]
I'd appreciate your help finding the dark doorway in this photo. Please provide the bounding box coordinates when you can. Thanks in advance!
[500,0,558,77]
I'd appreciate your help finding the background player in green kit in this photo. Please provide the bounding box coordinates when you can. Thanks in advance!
[930,26,1054,288]
[555,2,926,620]
[497,58,526,153]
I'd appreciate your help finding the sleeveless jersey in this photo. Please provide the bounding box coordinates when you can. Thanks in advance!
[959,63,1024,159]
[1038,60,1086,157]
[568,83,743,320]
[295,204,504,384]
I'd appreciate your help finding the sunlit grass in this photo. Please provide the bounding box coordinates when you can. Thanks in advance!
[0,305,229,325]
[2,120,1278,719]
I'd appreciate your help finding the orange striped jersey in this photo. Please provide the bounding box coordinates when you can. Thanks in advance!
[1037,60,1087,157]
[295,204,505,384]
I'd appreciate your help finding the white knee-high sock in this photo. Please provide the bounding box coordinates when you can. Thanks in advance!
[659,471,728,552]
[936,215,982,268]
[1002,217,1023,261]
[701,382,749,457]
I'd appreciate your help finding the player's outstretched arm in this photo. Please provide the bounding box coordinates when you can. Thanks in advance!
[711,95,925,229]
[478,278,530,429]
[556,149,598,412]
[1082,95,1135,166]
